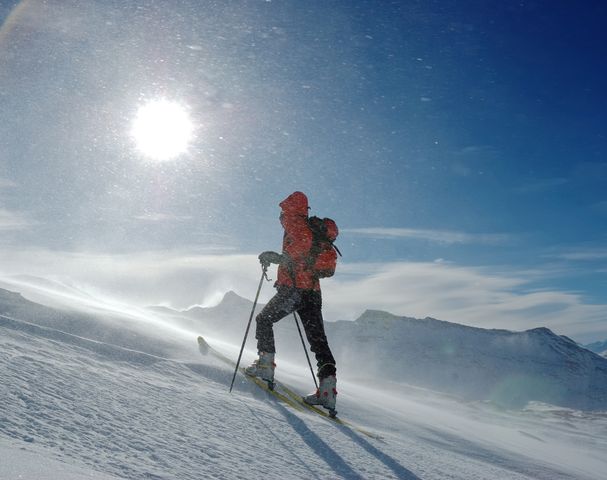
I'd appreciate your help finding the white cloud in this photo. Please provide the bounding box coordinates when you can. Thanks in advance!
[514,177,568,193]
[548,249,607,261]
[0,249,605,343]
[322,262,606,342]
[457,145,497,156]
[0,249,263,310]
[0,208,35,230]
[0,178,18,189]
[343,227,512,245]
[0,181,34,230]
[134,213,194,222]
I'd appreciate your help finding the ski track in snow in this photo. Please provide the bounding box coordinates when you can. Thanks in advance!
[1,313,605,480]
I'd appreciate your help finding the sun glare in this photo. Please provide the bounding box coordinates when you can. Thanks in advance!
[131,99,194,161]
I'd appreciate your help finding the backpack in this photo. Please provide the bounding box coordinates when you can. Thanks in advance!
[307,216,341,278]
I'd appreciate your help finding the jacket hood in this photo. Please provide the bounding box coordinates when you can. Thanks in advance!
[279,191,308,215]
[324,218,338,241]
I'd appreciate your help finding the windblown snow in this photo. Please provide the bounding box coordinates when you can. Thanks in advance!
[1,280,606,480]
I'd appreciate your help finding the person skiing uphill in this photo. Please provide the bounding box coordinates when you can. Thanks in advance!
[245,191,338,413]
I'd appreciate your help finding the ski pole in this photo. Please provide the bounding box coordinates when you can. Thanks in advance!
[229,266,268,393]
[293,312,318,390]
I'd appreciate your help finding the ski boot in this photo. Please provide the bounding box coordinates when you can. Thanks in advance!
[244,352,276,389]
[304,375,337,417]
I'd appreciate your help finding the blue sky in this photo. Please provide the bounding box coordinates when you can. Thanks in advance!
[0,1,606,342]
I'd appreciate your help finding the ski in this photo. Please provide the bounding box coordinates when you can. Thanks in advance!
[197,336,382,440]
[198,336,305,412]
[272,382,381,440]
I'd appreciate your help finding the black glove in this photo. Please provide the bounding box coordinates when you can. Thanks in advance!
[259,251,283,268]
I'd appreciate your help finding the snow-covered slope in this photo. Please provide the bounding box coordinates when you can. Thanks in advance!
[178,290,265,337]
[0,438,122,480]
[2,289,607,480]
[0,287,186,359]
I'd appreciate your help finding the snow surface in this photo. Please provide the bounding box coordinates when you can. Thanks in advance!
[1,281,607,479]
[0,437,121,480]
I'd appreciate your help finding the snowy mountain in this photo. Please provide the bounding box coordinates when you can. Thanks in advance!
[2,285,607,479]
[157,291,607,411]
[180,290,262,335]
[585,339,607,358]
[0,288,180,358]
[330,310,607,411]
[4,285,606,412]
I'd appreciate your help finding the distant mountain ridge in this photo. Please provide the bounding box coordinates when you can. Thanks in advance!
[183,292,607,411]
[3,287,607,411]
[330,309,607,410]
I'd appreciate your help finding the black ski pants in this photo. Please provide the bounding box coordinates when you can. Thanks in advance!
[255,285,336,378]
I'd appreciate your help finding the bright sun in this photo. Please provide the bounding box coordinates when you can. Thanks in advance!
[131,99,194,161]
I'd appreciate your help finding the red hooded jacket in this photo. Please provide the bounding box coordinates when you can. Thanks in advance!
[276,191,320,291]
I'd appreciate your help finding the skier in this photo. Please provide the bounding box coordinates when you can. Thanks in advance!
[245,191,338,412]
